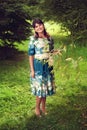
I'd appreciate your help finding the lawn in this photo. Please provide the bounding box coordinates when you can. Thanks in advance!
[0,23,87,130]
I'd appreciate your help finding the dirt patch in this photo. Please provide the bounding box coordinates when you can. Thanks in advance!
[0,46,28,61]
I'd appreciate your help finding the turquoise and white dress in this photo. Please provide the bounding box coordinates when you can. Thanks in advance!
[28,36,55,97]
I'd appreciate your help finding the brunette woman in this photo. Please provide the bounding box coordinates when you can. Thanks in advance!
[28,18,55,117]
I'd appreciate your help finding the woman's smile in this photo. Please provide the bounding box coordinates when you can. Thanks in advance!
[34,23,44,33]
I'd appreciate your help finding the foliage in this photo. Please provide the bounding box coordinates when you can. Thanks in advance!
[1,0,87,48]
[0,0,40,46]
[41,0,87,42]
[0,32,87,130]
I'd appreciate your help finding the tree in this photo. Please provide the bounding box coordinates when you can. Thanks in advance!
[41,0,87,42]
[0,0,40,47]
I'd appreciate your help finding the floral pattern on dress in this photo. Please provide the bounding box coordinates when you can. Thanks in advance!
[28,36,55,97]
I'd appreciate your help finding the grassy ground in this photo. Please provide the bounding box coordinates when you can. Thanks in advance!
[0,24,87,130]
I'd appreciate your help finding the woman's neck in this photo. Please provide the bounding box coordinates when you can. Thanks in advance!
[38,33,46,38]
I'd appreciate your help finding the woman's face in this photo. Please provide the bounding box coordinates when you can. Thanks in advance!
[34,23,44,34]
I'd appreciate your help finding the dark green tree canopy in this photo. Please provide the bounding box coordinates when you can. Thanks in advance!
[0,0,87,46]
[0,0,39,46]
[41,0,87,40]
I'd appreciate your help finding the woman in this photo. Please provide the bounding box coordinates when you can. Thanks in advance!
[28,18,55,117]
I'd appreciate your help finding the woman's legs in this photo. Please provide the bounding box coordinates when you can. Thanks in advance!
[35,96,47,116]
[41,97,47,114]
[35,96,42,116]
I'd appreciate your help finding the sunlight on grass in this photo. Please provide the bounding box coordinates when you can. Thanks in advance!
[14,40,29,52]
[45,21,70,36]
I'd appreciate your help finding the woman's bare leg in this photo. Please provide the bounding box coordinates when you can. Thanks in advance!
[41,97,47,114]
[35,96,42,116]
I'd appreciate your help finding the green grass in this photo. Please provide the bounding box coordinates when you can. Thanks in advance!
[0,24,87,130]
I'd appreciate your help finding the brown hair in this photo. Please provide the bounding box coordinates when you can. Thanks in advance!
[32,18,50,39]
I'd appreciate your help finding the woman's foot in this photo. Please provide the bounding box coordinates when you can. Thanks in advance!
[41,109,48,115]
[35,108,41,117]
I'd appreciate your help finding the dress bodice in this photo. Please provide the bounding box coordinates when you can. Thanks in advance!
[28,36,54,60]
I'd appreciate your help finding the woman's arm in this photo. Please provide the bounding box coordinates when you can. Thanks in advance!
[29,55,35,78]
[28,36,35,78]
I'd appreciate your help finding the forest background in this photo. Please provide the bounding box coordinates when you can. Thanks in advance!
[0,0,87,130]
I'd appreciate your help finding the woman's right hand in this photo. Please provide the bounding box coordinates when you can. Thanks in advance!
[31,70,35,78]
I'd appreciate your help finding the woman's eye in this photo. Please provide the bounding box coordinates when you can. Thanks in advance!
[35,26,38,28]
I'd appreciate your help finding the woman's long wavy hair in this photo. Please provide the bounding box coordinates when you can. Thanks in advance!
[32,18,50,39]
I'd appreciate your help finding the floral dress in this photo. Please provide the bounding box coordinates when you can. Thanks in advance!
[28,36,55,97]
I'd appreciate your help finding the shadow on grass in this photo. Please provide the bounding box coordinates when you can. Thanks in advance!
[0,46,27,60]
[0,91,87,130]
[24,94,87,130]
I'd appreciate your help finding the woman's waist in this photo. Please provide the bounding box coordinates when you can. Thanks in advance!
[34,53,49,60]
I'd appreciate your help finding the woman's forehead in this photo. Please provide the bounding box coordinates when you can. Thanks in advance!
[35,23,43,26]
